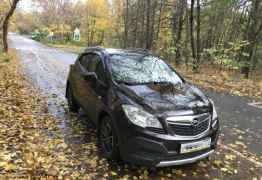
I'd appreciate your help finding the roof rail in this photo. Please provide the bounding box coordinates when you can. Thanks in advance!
[84,46,105,52]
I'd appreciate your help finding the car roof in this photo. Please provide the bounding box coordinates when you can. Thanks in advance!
[83,47,150,56]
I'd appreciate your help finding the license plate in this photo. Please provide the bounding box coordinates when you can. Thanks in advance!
[180,138,211,154]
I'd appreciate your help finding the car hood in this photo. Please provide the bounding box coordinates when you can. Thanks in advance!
[118,83,211,115]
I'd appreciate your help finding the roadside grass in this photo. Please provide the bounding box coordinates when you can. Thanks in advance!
[48,43,83,53]
[44,41,84,54]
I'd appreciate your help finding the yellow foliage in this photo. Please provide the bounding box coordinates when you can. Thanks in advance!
[81,0,113,45]
[0,1,9,19]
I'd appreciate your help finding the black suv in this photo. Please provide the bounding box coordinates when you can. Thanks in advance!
[66,47,220,167]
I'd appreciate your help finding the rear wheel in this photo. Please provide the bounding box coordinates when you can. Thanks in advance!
[98,116,120,160]
[66,84,79,113]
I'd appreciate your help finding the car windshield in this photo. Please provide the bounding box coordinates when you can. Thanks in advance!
[109,53,183,85]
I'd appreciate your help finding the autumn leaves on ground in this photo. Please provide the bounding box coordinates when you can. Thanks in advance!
[0,52,261,179]
[0,51,88,179]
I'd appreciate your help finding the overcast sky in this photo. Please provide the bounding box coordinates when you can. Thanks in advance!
[18,0,88,12]
[18,0,35,12]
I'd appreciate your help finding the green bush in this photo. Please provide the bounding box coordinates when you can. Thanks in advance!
[204,40,250,70]
[31,31,48,41]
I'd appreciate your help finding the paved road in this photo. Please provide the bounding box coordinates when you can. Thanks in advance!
[9,34,262,179]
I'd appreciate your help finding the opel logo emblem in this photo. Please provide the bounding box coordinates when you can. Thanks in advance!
[192,119,199,126]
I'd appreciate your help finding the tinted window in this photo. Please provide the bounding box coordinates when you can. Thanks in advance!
[88,55,100,72]
[79,54,91,70]
[95,60,107,83]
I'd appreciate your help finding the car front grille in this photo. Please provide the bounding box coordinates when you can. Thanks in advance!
[167,113,211,137]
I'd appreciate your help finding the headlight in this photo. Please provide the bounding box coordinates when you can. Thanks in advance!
[122,105,162,128]
[209,99,218,127]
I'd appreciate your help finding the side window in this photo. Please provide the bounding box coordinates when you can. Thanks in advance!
[79,53,106,82]
[79,54,91,70]
[88,55,100,72]
[95,60,107,83]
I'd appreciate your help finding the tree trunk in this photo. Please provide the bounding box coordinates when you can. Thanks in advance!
[145,0,151,49]
[196,0,201,69]
[240,0,262,78]
[1,0,20,52]
[155,0,164,48]
[124,0,129,48]
[174,0,186,66]
[190,0,197,71]
[185,6,190,67]
[149,1,157,50]
[132,2,140,48]
[139,1,145,48]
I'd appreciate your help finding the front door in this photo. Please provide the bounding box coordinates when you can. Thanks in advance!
[75,53,108,123]
[90,55,109,123]
[74,53,96,118]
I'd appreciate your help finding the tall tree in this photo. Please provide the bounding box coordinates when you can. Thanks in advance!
[155,0,164,47]
[124,0,129,48]
[172,0,186,66]
[1,0,20,52]
[145,0,151,49]
[190,0,197,71]
[196,0,201,70]
[240,0,262,78]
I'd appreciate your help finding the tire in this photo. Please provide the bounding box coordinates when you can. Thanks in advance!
[98,116,120,160]
[66,84,80,113]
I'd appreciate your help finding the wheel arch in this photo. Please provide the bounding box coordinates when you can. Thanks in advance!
[97,111,119,138]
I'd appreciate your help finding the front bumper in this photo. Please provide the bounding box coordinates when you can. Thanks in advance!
[156,150,214,167]
[118,121,220,167]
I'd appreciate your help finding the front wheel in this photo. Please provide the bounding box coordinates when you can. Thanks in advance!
[66,84,80,113]
[98,116,120,160]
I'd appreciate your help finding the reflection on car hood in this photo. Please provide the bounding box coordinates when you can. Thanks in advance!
[119,83,211,114]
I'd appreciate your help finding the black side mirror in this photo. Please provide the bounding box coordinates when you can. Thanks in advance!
[83,72,98,82]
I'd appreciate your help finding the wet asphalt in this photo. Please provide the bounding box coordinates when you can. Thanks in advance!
[9,34,262,175]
